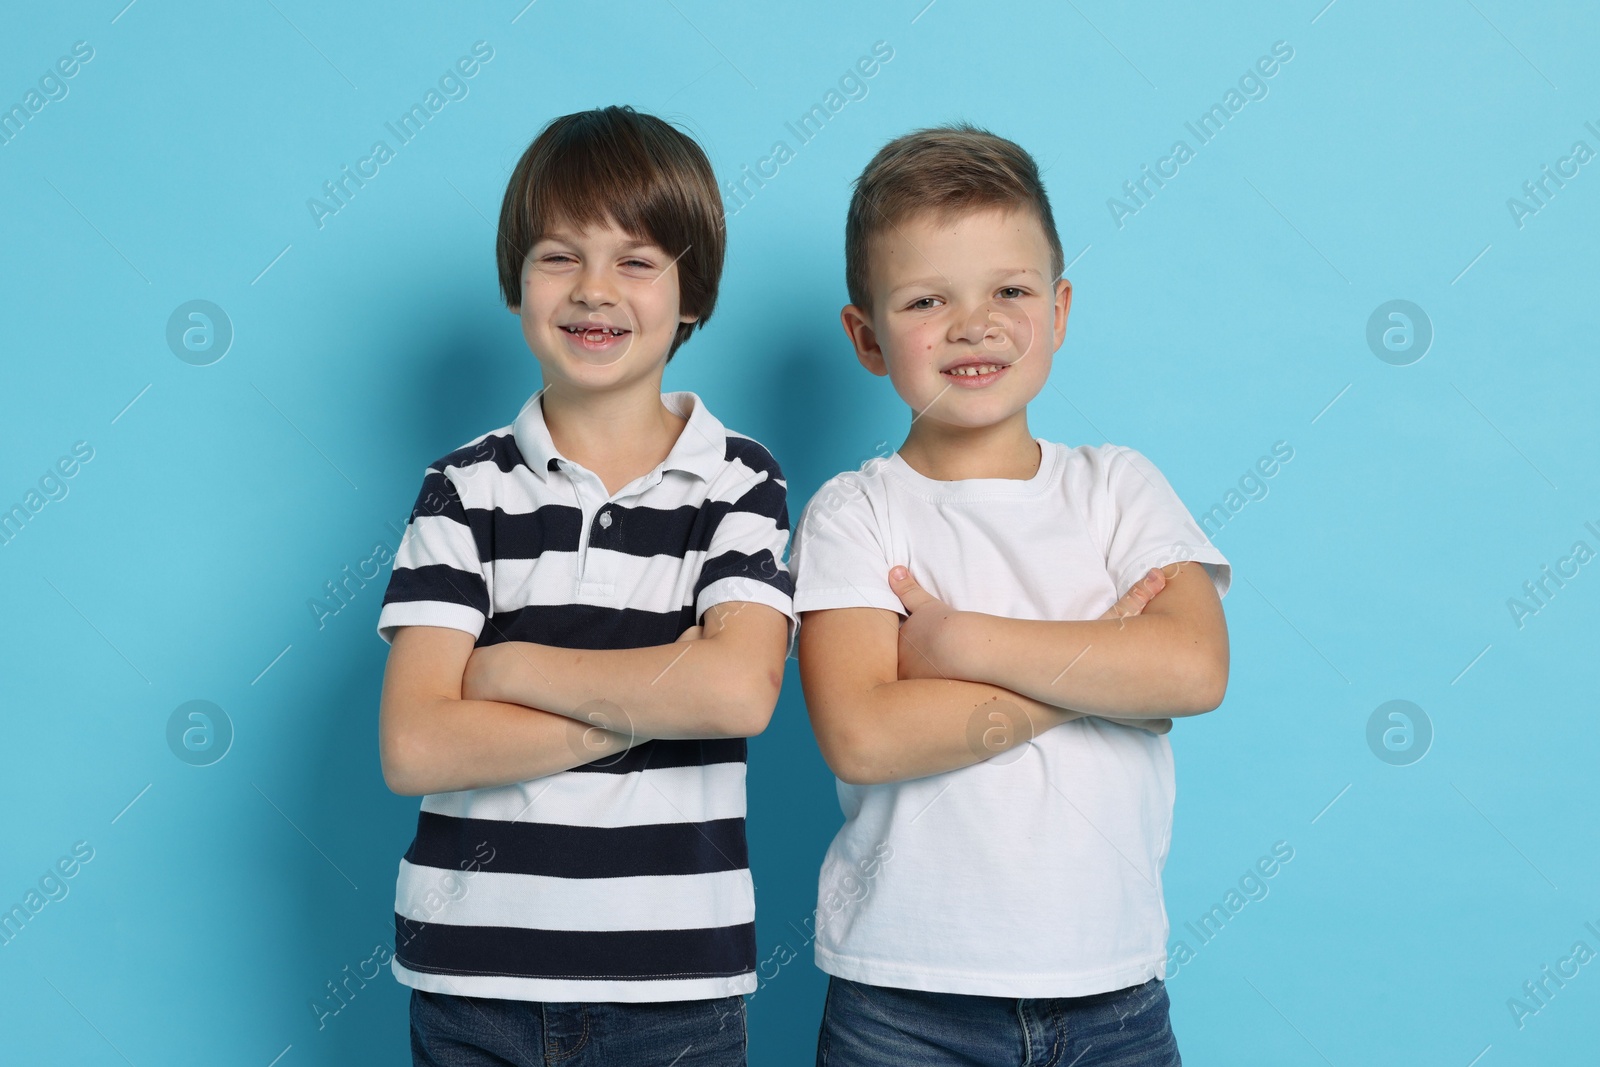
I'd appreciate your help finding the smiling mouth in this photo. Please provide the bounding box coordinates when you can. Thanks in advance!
[561,324,631,350]
[943,362,1009,377]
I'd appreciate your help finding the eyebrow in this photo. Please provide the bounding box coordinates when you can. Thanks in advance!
[886,266,1044,297]
[537,231,660,253]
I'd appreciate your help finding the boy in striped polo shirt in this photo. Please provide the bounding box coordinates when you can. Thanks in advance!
[375,106,795,1066]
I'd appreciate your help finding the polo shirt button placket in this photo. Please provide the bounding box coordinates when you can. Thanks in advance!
[569,468,601,584]
[578,492,618,601]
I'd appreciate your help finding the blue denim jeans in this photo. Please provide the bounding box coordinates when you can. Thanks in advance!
[815,975,1181,1067]
[410,988,747,1066]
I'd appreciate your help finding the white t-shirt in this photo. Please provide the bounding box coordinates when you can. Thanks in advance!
[789,439,1230,997]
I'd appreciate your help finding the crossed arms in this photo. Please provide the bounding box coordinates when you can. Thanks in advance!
[379,560,1227,796]
[378,601,789,796]
[799,560,1229,786]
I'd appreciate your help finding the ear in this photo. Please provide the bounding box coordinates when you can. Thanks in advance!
[679,310,700,324]
[841,304,888,377]
[1050,277,1072,352]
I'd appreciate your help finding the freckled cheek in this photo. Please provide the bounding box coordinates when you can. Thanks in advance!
[895,323,942,362]
[1008,314,1045,357]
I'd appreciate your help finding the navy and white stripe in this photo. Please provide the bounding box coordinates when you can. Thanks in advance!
[376,389,795,1002]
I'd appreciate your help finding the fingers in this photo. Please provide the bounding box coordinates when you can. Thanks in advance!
[1099,567,1167,621]
[888,565,937,612]
[1126,566,1168,610]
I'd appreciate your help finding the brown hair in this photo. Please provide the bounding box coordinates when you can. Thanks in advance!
[496,105,724,359]
[844,123,1064,311]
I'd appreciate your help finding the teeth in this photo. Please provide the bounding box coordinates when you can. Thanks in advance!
[947,364,1004,376]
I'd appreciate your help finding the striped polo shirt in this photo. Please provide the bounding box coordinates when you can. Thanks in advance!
[375,388,796,1003]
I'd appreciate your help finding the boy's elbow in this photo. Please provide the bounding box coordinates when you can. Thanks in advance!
[714,664,784,737]
[833,747,899,786]
[385,772,426,798]
[731,700,781,739]
[721,701,775,738]
[1182,651,1229,714]
[382,728,443,796]
[831,755,881,787]
[816,742,866,785]
[381,742,425,796]
[379,703,433,796]
[812,720,884,786]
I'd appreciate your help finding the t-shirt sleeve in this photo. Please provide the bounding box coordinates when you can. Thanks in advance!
[1094,445,1231,600]
[693,445,799,651]
[789,473,905,618]
[375,466,491,645]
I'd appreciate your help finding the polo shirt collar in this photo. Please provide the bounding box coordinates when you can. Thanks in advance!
[513,388,726,483]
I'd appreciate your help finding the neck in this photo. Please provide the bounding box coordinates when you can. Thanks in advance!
[539,373,683,474]
[897,409,1040,481]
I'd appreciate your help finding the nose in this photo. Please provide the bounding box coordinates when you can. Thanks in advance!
[572,261,618,308]
[947,299,1006,347]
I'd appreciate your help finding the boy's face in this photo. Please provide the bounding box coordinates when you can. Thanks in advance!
[514,216,696,390]
[841,205,1070,432]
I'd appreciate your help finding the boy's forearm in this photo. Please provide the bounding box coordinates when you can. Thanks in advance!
[388,694,641,796]
[1007,691,1169,736]
[471,634,781,739]
[935,613,1226,718]
[822,678,1081,785]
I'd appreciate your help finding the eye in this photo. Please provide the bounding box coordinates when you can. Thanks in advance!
[622,258,655,270]
[997,286,1027,300]
[906,296,943,311]
[540,252,576,265]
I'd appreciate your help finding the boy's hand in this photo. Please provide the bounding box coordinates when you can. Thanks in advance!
[888,564,1171,681]
[1096,568,1173,734]
[1100,567,1168,624]
[888,566,962,681]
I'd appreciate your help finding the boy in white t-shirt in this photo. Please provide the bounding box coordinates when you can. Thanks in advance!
[790,124,1231,1066]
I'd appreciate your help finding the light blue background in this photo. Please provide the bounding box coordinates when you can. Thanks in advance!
[2,1,1596,1064]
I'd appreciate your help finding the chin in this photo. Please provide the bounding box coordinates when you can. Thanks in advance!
[945,409,1028,431]
[547,361,637,388]
[914,388,1029,426]
[544,349,672,390]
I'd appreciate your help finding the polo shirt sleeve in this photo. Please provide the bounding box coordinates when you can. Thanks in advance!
[693,448,799,650]
[375,466,491,645]
[789,472,906,618]
[1093,445,1231,601]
